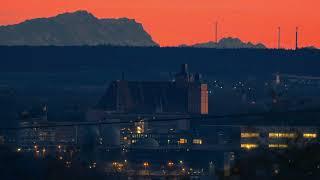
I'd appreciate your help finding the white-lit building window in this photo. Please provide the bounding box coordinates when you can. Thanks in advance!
[268,144,288,148]
[269,133,296,138]
[240,143,258,150]
[241,133,259,138]
[193,139,202,145]
[303,133,317,138]
[179,138,188,144]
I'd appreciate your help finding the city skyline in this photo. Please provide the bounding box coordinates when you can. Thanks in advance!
[1,0,320,49]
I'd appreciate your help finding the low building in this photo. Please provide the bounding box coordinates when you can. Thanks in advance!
[240,126,319,150]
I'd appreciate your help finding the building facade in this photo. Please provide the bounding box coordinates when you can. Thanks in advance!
[98,64,208,115]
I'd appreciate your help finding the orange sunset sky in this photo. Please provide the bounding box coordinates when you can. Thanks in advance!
[1,0,319,48]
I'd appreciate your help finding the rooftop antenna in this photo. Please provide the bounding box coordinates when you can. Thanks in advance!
[277,27,281,49]
[295,27,299,50]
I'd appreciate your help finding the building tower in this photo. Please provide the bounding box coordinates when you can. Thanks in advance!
[224,152,235,177]
[175,64,191,83]
[181,63,188,74]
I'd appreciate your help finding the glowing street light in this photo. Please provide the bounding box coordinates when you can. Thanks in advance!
[168,161,174,168]
[143,162,150,168]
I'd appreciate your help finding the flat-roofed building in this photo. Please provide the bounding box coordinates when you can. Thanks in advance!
[240,126,319,150]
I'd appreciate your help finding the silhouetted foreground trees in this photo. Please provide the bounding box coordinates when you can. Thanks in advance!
[231,144,320,180]
[0,146,123,180]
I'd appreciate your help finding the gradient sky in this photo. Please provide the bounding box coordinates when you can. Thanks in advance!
[1,0,319,48]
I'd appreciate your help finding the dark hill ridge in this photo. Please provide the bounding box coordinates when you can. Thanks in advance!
[0,10,158,46]
[0,46,320,123]
[180,37,266,49]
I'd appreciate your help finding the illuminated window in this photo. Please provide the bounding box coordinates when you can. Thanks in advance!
[179,138,188,144]
[135,121,145,134]
[268,144,288,148]
[136,126,142,134]
[269,133,296,138]
[193,139,202,145]
[241,143,258,150]
[241,133,259,138]
[123,137,128,140]
[303,133,317,138]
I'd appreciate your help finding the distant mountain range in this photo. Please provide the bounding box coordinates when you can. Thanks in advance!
[3,10,316,49]
[180,37,266,49]
[0,10,158,46]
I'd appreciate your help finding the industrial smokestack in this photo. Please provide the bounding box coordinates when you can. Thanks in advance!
[278,27,281,49]
[295,27,299,50]
[215,22,218,43]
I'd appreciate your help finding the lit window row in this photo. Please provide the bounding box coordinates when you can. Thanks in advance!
[303,133,317,138]
[269,133,296,138]
[179,138,188,144]
[268,144,288,148]
[136,126,143,134]
[241,133,259,138]
[193,139,202,145]
[240,143,258,150]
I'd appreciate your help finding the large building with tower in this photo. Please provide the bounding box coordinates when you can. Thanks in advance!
[85,64,209,149]
[97,64,208,115]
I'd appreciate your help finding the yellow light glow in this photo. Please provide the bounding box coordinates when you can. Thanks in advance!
[269,133,296,138]
[143,162,149,167]
[179,138,188,144]
[168,161,174,167]
[241,143,258,150]
[268,144,288,148]
[303,133,317,138]
[241,133,259,138]
[193,139,203,145]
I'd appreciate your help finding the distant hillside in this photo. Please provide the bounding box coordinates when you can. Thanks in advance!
[0,46,320,123]
[0,10,158,46]
[181,37,266,49]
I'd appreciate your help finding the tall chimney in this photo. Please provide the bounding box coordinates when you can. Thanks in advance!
[295,27,299,50]
[215,22,218,43]
[278,27,281,49]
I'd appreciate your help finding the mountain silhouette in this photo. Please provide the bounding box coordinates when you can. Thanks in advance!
[0,10,158,46]
[181,37,266,49]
